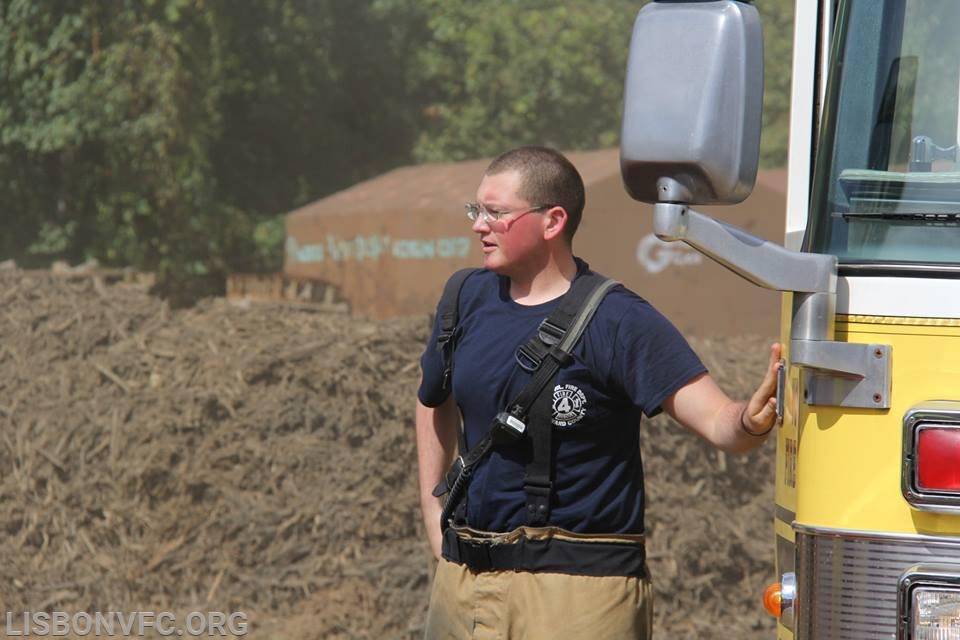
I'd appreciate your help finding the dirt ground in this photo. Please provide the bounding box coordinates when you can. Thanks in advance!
[0,272,777,639]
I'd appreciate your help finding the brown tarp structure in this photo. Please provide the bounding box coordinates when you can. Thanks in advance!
[285,148,786,337]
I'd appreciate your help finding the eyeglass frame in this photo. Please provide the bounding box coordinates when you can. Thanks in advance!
[464,202,555,224]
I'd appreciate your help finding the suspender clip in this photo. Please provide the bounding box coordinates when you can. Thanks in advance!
[493,412,526,443]
[537,319,566,346]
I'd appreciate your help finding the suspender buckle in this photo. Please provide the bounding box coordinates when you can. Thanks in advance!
[493,412,526,443]
[515,320,568,372]
[524,478,553,525]
[515,343,542,372]
[436,325,462,350]
[433,456,465,498]
[537,319,566,346]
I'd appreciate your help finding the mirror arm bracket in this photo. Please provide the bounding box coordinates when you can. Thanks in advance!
[654,202,891,410]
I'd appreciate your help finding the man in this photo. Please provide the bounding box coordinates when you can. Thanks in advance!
[416,146,780,639]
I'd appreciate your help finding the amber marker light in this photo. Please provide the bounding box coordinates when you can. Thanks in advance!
[762,572,796,628]
[763,581,783,617]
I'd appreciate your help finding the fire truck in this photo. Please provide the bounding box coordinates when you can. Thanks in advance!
[621,1,960,638]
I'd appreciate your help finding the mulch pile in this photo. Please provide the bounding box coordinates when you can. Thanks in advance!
[0,272,776,639]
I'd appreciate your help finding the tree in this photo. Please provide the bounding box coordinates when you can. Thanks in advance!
[0,0,794,302]
[0,0,423,302]
[402,0,792,166]
[1,0,224,290]
[403,0,643,162]
[757,0,795,167]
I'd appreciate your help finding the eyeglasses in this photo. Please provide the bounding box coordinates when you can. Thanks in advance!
[465,202,552,224]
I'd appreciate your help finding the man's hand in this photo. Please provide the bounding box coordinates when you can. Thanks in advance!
[740,343,783,436]
[423,499,444,560]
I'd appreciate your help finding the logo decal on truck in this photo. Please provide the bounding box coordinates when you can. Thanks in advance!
[636,233,703,274]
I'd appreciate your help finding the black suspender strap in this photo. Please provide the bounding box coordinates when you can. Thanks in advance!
[434,268,482,463]
[518,274,618,526]
[436,272,618,532]
[436,268,482,394]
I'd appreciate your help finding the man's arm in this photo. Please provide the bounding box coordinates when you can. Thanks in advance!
[662,343,782,454]
[416,395,459,559]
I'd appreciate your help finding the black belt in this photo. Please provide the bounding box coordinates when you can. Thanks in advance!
[442,527,647,578]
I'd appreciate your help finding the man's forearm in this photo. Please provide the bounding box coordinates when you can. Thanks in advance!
[713,400,772,454]
[415,396,458,558]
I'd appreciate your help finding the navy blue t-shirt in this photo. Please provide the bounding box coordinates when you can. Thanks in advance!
[418,260,706,535]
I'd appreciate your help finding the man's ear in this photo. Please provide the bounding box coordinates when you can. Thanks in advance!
[542,206,568,241]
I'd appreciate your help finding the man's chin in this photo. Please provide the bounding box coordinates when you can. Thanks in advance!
[482,255,507,274]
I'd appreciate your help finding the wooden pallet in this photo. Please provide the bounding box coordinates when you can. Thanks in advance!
[226,272,348,311]
[0,265,155,287]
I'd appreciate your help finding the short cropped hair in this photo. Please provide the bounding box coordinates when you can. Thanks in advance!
[485,146,585,243]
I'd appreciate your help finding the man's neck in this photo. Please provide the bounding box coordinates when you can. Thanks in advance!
[509,253,578,305]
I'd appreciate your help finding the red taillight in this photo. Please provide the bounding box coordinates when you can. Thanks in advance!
[916,426,960,491]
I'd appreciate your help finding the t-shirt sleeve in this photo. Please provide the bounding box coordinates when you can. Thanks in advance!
[612,302,707,418]
[417,301,451,408]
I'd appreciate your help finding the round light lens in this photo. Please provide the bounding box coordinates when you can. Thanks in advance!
[763,582,783,617]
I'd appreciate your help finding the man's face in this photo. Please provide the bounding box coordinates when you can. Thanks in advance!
[472,169,548,276]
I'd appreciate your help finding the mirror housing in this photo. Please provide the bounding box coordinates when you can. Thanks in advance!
[620,0,764,205]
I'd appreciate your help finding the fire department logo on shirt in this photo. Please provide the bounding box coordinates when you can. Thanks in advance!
[552,384,587,427]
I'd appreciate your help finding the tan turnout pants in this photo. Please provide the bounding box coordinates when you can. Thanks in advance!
[424,527,653,640]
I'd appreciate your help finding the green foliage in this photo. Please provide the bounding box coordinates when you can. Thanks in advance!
[0,0,421,301]
[211,0,420,215]
[1,0,226,285]
[0,0,796,303]
[401,0,793,166]
[757,0,795,167]
[406,0,643,162]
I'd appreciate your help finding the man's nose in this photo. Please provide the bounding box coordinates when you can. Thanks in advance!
[471,215,490,233]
